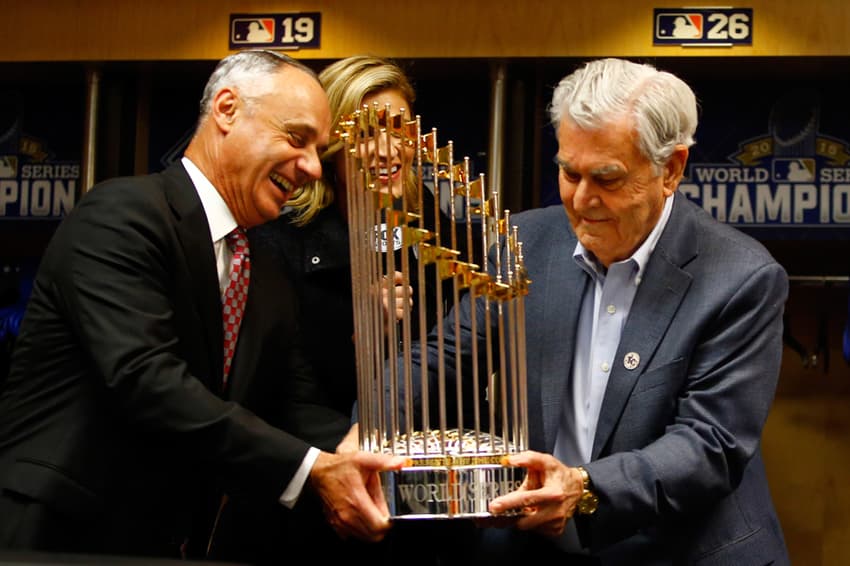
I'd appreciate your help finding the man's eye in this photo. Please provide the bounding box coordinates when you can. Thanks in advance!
[561,169,580,183]
[289,132,305,147]
[597,177,621,189]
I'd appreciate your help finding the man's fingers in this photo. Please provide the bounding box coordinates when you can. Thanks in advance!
[501,450,552,470]
[353,451,410,472]
[345,483,393,542]
[490,491,536,515]
[365,467,391,517]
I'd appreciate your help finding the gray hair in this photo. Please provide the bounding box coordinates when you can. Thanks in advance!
[548,58,698,168]
[198,50,318,118]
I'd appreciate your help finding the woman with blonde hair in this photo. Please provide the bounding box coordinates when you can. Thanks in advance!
[286,54,420,226]
[252,55,469,432]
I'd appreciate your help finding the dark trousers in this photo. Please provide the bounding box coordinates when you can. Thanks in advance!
[0,488,185,559]
[0,488,76,552]
[474,526,601,565]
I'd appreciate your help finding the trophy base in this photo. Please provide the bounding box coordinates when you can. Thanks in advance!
[379,429,526,519]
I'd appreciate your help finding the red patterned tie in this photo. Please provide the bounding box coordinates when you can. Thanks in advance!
[222,228,250,387]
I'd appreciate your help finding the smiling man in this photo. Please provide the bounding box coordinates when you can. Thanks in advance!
[0,50,406,560]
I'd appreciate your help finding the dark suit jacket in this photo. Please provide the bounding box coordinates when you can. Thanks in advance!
[0,162,344,557]
[408,197,791,565]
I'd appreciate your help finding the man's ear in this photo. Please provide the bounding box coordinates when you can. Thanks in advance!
[663,145,689,196]
[211,87,239,132]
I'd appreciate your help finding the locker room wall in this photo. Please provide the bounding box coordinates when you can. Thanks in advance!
[1,2,849,564]
[3,0,850,61]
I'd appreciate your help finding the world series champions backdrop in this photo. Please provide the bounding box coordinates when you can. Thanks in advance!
[540,69,850,242]
[0,84,83,222]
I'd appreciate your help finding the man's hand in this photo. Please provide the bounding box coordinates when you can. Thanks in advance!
[310,450,408,542]
[487,451,584,538]
[336,423,359,455]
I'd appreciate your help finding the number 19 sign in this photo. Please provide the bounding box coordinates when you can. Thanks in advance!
[654,8,752,46]
[230,12,321,50]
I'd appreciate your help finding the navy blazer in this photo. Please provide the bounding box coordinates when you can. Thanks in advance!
[409,197,790,565]
[0,162,343,556]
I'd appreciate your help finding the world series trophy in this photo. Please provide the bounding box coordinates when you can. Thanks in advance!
[336,102,531,519]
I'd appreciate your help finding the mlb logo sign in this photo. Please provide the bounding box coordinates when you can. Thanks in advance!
[772,158,816,183]
[655,13,704,40]
[232,18,275,44]
[229,13,321,50]
[654,8,753,46]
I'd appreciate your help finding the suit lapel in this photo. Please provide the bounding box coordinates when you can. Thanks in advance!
[518,207,587,453]
[591,197,698,459]
[162,163,224,392]
[226,232,287,402]
[538,257,588,452]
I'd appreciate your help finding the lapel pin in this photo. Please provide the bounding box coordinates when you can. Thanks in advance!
[623,352,640,370]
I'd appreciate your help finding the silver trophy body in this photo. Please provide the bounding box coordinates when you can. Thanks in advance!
[337,105,530,519]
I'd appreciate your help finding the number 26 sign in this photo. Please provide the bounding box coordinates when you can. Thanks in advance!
[230,12,321,50]
[654,8,752,46]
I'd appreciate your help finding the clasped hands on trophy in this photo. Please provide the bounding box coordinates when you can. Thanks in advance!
[334,423,586,540]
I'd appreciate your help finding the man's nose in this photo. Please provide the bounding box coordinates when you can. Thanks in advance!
[571,178,601,208]
[300,148,323,182]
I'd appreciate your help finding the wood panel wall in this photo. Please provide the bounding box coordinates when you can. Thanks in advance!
[2,0,850,62]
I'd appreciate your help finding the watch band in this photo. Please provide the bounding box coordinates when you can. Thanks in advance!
[576,466,599,515]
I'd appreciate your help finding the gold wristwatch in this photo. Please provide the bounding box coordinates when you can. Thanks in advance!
[576,466,599,515]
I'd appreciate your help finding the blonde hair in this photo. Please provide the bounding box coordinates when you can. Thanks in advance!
[286,55,417,225]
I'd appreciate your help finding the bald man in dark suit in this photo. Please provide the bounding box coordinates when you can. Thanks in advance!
[0,50,404,560]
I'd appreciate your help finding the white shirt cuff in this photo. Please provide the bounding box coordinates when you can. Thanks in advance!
[278,446,320,509]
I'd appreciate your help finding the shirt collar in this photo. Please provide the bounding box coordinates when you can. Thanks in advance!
[181,156,238,243]
[573,193,675,282]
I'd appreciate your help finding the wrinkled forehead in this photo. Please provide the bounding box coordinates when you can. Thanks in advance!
[265,66,330,132]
